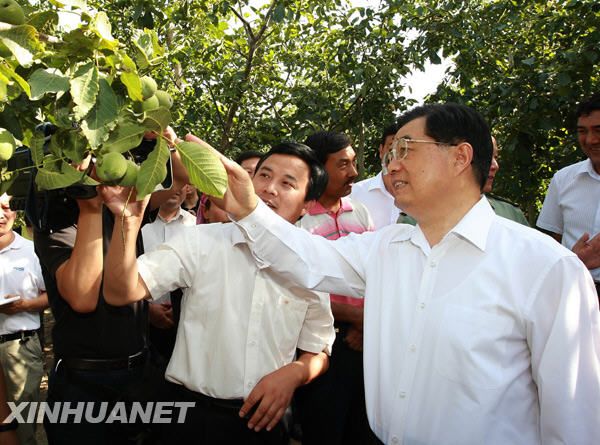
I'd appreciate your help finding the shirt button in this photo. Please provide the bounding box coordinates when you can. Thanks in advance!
[399,391,406,399]
[419,302,425,309]
[249,340,256,347]
[247,381,254,388]
[429,261,437,268]
[409,344,416,352]
[391,436,400,444]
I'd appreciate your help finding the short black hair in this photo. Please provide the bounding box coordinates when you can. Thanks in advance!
[304,131,352,165]
[235,150,263,165]
[380,122,398,146]
[576,95,600,119]
[255,142,328,202]
[396,103,492,190]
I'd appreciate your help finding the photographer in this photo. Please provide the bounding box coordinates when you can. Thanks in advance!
[33,130,189,444]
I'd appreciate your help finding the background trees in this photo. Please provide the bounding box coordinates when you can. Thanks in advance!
[3,0,600,221]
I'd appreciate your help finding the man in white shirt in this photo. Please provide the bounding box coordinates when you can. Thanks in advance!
[0,194,47,445]
[141,185,196,363]
[537,95,600,293]
[101,142,335,444]
[351,123,402,229]
[221,103,600,444]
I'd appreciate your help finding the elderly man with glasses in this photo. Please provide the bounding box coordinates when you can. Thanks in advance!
[218,103,600,445]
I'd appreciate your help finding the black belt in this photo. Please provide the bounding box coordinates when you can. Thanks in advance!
[0,330,36,343]
[178,384,244,411]
[57,350,147,371]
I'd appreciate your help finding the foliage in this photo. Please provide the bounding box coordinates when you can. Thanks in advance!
[397,0,600,219]
[0,0,226,200]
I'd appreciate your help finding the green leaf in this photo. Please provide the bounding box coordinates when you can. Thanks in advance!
[92,12,117,49]
[0,60,30,98]
[28,68,69,100]
[48,0,87,9]
[135,137,169,199]
[80,78,119,148]
[0,170,17,196]
[143,108,172,132]
[102,115,146,153]
[71,62,99,120]
[61,131,89,164]
[36,162,85,190]
[120,72,143,102]
[29,133,45,167]
[176,141,227,198]
[0,24,42,68]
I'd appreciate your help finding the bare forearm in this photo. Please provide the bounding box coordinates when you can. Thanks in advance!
[57,210,103,312]
[23,292,48,313]
[104,216,148,305]
[292,351,329,386]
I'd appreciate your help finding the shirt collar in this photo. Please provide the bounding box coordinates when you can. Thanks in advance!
[581,159,600,180]
[367,171,386,192]
[307,197,353,216]
[158,207,187,223]
[388,196,494,252]
[0,231,24,253]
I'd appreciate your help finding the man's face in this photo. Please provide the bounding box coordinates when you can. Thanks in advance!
[483,137,499,194]
[379,134,395,161]
[162,185,187,210]
[0,194,15,238]
[387,117,456,217]
[323,146,358,200]
[252,153,310,223]
[578,110,600,171]
[240,157,260,176]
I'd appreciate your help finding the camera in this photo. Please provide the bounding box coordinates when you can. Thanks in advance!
[6,124,172,232]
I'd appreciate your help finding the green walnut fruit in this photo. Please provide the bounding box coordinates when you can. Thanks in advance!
[133,95,160,113]
[118,160,140,187]
[0,128,16,161]
[0,0,25,26]
[140,76,157,100]
[155,90,173,109]
[96,152,128,184]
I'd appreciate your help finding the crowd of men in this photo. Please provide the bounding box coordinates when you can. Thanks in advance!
[0,96,599,445]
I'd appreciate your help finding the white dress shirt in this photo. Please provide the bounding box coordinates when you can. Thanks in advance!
[351,171,400,230]
[0,233,46,334]
[537,158,600,280]
[137,223,334,399]
[141,208,196,303]
[236,198,600,444]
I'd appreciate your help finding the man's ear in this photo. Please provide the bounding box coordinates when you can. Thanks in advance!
[378,144,384,160]
[453,142,474,174]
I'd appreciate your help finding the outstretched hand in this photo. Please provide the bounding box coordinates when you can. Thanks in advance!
[572,232,600,270]
[184,134,258,220]
[98,185,149,220]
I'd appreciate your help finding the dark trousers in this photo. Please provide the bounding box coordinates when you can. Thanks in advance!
[44,360,162,445]
[159,381,288,445]
[296,322,377,445]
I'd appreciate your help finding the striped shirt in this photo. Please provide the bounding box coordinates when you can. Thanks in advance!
[297,197,374,306]
[537,158,600,280]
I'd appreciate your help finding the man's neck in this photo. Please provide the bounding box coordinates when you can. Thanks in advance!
[0,231,16,250]
[159,207,180,222]
[417,190,481,247]
[318,195,342,213]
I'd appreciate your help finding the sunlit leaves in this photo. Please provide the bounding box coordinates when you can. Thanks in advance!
[71,62,99,119]
[176,141,227,198]
[28,68,69,100]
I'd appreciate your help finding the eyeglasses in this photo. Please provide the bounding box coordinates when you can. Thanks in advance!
[382,138,455,174]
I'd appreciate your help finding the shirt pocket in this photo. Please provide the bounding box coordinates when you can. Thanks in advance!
[434,304,512,390]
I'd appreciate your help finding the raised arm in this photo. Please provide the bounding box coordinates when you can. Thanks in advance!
[100,186,151,305]
[54,195,104,313]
